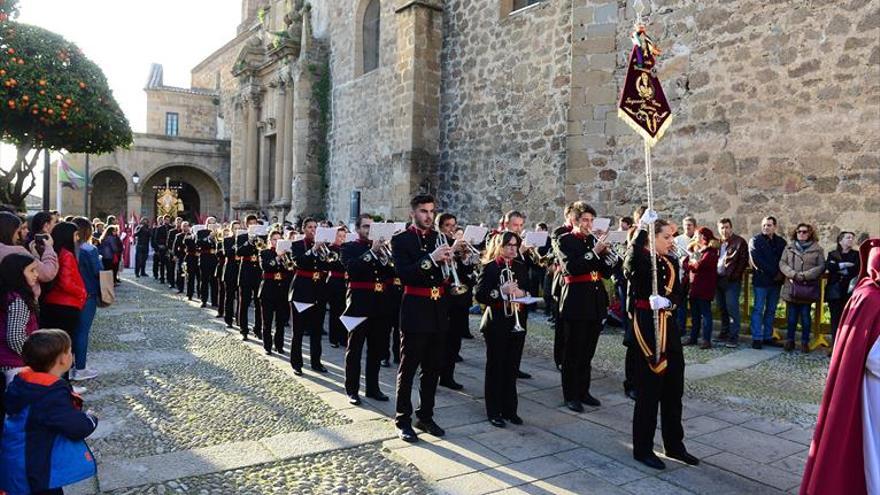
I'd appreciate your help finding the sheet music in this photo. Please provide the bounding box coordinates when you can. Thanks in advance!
[368,222,397,241]
[248,224,268,236]
[592,217,611,234]
[275,240,292,255]
[191,225,206,234]
[345,233,359,243]
[463,225,489,244]
[604,230,629,245]
[524,231,548,247]
[315,227,338,244]
[393,222,407,233]
[235,229,249,237]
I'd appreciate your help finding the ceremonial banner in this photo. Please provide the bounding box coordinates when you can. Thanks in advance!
[617,26,672,148]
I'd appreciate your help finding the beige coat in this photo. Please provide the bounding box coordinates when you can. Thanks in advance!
[779,241,825,303]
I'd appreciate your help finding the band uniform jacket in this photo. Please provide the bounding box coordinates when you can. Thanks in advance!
[166,228,181,257]
[341,240,388,319]
[475,257,529,334]
[236,235,261,289]
[151,224,169,252]
[443,234,475,309]
[623,234,683,374]
[196,231,218,274]
[555,231,613,321]
[171,231,187,262]
[288,238,325,304]
[214,236,227,280]
[258,247,292,298]
[221,237,239,285]
[391,227,449,334]
[549,224,574,303]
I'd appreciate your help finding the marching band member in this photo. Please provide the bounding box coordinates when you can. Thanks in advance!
[259,229,292,355]
[549,202,579,370]
[166,217,182,290]
[392,194,454,443]
[555,202,614,412]
[151,215,170,283]
[623,217,699,470]
[182,223,199,300]
[288,217,327,375]
[197,217,219,309]
[436,213,470,391]
[382,252,404,367]
[236,215,263,341]
[475,230,529,428]
[170,220,188,294]
[221,221,241,327]
[325,228,348,349]
[214,224,228,319]
[340,214,392,404]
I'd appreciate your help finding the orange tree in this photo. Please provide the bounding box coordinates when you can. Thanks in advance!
[0,0,132,209]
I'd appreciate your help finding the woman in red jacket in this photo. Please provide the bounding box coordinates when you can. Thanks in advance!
[40,222,87,362]
[685,227,720,349]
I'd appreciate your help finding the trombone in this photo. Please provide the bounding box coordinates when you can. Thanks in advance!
[500,260,525,333]
[436,233,469,296]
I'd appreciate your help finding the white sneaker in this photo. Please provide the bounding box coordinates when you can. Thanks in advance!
[72,385,88,394]
[71,368,98,381]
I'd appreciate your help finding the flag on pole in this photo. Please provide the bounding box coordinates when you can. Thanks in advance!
[617,24,672,148]
[57,159,85,190]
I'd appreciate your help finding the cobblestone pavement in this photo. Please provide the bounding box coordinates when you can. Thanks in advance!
[71,273,824,494]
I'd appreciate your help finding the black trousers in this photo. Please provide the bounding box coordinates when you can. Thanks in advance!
[290,304,323,369]
[153,247,166,281]
[344,316,389,396]
[327,286,347,346]
[632,351,686,457]
[40,303,81,380]
[238,284,262,336]
[185,260,198,299]
[442,305,470,381]
[395,331,446,428]
[553,311,564,367]
[484,329,524,419]
[829,298,848,340]
[176,259,185,292]
[223,283,238,327]
[261,288,288,353]
[623,344,638,393]
[560,319,602,402]
[217,272,226,317]
[135,245,149,276]
[166,255,177,288]
[384,319,401,363]
[200,263,218,306]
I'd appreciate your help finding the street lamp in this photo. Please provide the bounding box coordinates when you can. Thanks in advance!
[132,172,140,187]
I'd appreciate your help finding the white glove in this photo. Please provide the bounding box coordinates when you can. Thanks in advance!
[649,295,671,310]
[838,262,855,269]
[639,209,658,228]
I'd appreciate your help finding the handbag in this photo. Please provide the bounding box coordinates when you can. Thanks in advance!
[790,279,820,302]
[99,270,116,307]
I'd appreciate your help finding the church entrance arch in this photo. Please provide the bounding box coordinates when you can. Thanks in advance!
[140,165,224,223]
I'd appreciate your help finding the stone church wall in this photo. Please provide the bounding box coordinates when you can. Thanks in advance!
[437,0,574,226]
[568,0,879,243]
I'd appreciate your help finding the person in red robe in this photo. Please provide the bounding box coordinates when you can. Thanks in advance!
[801,238,880,495]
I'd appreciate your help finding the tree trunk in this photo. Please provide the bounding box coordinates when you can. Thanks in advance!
[0,142,40,210]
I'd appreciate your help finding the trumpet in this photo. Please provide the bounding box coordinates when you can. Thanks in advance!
[500,260,526,333]
[453,233,482,266]
[436,233,469,296]
[308,242,339,263]
[253,236,267,251]
[280,251,296,271]
[376,239,394,267]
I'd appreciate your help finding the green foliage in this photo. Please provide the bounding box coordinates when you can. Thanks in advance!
[0,0,19,22]
[313,60,331,197]
[0,22,132,152]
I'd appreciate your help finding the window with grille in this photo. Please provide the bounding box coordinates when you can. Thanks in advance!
[165,112,179,136]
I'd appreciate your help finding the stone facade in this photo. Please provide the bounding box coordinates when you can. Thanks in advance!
[56,0,879,242]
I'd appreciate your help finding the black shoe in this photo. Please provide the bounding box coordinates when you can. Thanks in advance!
[226,322,234,328]
[665,449,700,466]
[200,302,207,308]
[751,341,763,350]
[264,349,272,356]
[397,425,418,443]
[275,348,286,355]
[380,359,391,367]
[439,379,464,390]
[330,342,340,348]
[503,414,523,425]
[414,419,445,437]
[516,370,532,379]
[462,332,475,339]
[455,354,463,362]
[489,417,506,428]
[311,364,328,373]
[625,389,638,401]
[254,330,263,339]
[566,401,584,413]
[292,367,303,376]
[718,331,729,341]
[348,394,361,405]
[241,333,248,341]
[215,314,223,318]
[582,394,601,407]
[634,452,666,470]
[365,391,389,401]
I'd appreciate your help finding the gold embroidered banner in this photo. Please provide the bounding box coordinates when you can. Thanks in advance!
[618,40,672,147]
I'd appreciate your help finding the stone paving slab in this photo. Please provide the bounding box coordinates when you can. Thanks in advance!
[685,348,782,381]
[691,426,805,464]
[470,425,579,463]
[703,451,803,491]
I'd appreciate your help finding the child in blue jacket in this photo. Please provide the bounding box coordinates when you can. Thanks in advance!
[1,329,98,495]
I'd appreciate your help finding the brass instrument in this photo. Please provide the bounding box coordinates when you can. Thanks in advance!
[376,239,394,267]
[253,236,267,251]
[308,242,339,263]
[500,260,526,333]
[436,233,469,296]
[281,251,296,271]
[453,231,482,266]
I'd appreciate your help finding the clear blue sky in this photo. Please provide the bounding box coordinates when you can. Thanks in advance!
[0,0,241,197]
